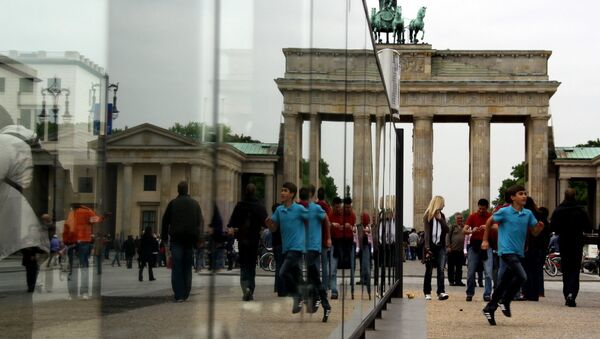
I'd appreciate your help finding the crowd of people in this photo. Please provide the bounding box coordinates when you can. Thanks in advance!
[417,185,595,326]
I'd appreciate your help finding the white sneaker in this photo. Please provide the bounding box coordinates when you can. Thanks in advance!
[425,294,432,300]
[438,293,449,300]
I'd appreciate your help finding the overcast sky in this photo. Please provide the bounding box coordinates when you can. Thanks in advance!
[1,0,599,226]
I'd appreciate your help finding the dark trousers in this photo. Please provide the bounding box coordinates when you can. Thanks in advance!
[306,250,329,307]
[423,245,446,295]
[139,254,155,281]
[22,248,39,292]
[126,254,134,269]
[561,252,583,300]
[523,248,545,300]
[489,254,527,307]
[279,250,303,301]
[170,243,193,301]
[239,244,258,294]
[447,250,465,285]
[273,244,287,296]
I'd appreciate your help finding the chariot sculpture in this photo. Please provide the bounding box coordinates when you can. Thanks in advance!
[370,1,426,44]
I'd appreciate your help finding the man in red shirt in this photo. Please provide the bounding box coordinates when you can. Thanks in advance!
[329,197,356,299]
[463,198,493,302]
[314,187,333,294]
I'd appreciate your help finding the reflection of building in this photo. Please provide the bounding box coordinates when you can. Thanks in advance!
[553,147,600,228]
[1,51,108,224]
[102,123,278,237]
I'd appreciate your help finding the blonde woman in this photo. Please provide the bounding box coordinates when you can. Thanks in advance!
[422,196,450,300]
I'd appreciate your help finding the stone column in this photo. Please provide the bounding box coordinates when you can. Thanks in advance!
[265,173,274,209]
[353,114,374,215]
[375,116,384,209]
[190,164,202,203]
[558,176,569,204]
[413,116,433,231]
[469,116,491,211]
[160,162,172,223]
[525,116,549,207]
[308,114,321,189]
[122,163,133,236]
[283,112,302,185]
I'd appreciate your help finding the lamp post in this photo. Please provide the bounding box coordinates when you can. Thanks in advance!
[38,77,71,141]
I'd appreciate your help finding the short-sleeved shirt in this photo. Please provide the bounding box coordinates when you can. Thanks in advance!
[271,203,308,253]
[465,211,491,241]
[306,202,326,252]
[492,206,538,257]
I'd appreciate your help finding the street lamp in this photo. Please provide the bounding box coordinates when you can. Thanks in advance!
[89,81,120,122]
[38,77,71,140]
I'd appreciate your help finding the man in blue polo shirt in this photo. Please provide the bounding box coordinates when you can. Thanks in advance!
[298,186,332,322]
[267,182,308,314]
[481,185,544,326]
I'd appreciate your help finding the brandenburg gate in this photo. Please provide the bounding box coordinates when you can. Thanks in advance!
[276,44,559,229]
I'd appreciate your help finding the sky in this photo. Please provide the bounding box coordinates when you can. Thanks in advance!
[1,0,599,226]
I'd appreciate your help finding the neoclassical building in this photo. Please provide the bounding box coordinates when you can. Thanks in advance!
[103,123,279,237]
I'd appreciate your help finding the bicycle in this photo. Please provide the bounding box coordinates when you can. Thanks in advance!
[258,248,276,272]
[544,252,561,277]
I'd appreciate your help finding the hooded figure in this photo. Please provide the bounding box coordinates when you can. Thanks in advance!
[0,125,49,260]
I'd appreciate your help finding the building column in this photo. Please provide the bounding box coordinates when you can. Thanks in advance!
[265,173,274,209]
[160,162,172,223]
[469,116,491,211]
[353,114,374,215]
[190,164,202,203]
[375,116,384,210]
[558,176,569,204]
[309,114,321,189]
[525,116,549,207]
[283,112,302,185]
[413,116,433,231]
[122,163,133,236]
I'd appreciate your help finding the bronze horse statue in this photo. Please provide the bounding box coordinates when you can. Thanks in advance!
[371,5,405,44]
[408,6,426,44]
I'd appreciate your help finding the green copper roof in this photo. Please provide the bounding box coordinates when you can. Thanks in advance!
[228,143,278,156]
[555,147,600,160]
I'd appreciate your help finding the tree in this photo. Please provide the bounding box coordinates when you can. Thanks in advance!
[575,138,600,147]
[492,161,525,207]
[301,158,339,204]
[448,209,470,225]
[168,122,261,143]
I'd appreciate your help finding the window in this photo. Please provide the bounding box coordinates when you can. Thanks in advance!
[143,175,157,191]
[19,109,31,129]
[78,177,94,193]
[0,78,5,92]
[141,210,157,233]
[19,78,33,93]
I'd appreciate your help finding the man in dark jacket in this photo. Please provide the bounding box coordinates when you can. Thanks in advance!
[550,188,592,307]
[161,181,204,302]
[227,183,267,301]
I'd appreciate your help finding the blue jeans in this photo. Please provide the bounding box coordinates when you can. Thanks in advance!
[360,244,372,293]
[489,254,527,307]
[330,244,356,294]
[195,248,205,271]
[319,247,330,292]
[72,243,91,296]
[466,246,493,297]
[170,243,194,301]
[423,245,446,295]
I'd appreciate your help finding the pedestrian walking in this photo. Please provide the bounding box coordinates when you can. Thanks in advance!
[315,187,332,294]
[139,226,158,281]
[227,183,268,301]
[111,237,122,267]
[464,199,493,302]
[550,188,592,307]
[422,195,449,301]
[161,181,204,302]
[522,197,550,301]
[124,235,135,269]
[408,229,419,261]
[329,197,356,300]
[446,213,465,286]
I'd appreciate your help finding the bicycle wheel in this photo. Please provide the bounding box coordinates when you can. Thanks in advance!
[267,253,276,272]
[259,253,270,271]
[544,257,557,277]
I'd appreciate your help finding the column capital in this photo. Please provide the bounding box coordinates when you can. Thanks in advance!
[470,115,492,122]
[528,115,550,122]
[122,162,133,168]
[413,114,433,121]
[160,161,172,167]
[282,111,299,119]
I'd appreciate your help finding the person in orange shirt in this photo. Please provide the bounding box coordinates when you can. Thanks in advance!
[64,203,101,299]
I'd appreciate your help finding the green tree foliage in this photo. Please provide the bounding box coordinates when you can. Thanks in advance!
[575,138,600,147]
[493,161,525,207]
[168,122,261,143]
[448,209,470,225]
[301,158,339,204]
